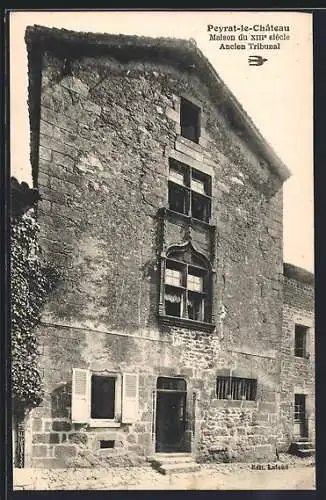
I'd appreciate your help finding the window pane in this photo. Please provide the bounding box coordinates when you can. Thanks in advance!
[169,169,185,186]
[157,377,187,391]
[191,178,206,195]
[191,192,210,222]
[187,274,203,292]
[295,324,307,357]
[188,293,203,321]
[180,98,200,143]
[168,183,189,215]
[165,286,183,317]
[191,169,211,196]
[165,268,182,287]
[91,376,115,419]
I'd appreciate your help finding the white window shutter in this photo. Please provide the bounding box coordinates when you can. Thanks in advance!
[122,373,139,424]
[71,368,90,423]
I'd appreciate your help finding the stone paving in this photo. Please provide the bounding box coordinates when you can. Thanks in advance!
[13,454,315,490]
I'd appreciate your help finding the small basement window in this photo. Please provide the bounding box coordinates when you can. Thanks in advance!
[216,376,257,401]
[295,324,308,358]
[100,440,115,449]
[180,97,201,143]
[91,375,116,419]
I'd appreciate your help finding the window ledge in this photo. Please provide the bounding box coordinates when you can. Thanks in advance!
[158,314,215,332]
[212,399,257,408]
[176,134,202,153]
[163,208,214,229]
[88,420,121,428]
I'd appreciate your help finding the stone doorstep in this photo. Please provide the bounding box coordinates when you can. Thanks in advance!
[293,441,314,449]
[157,462,200,475]
[147,453,200,475]
[148,453,194,464]
[296,449,315,457]
[289,440,315,458]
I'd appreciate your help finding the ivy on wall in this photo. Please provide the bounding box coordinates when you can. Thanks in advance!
[11,208,58,412]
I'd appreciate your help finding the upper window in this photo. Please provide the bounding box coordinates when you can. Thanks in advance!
[163,246,211,324]
[168,158,211,223]
[216,376,257,401]
[294,324,309,358]
[180,97,201,143]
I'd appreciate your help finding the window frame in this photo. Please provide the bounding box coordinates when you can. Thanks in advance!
[159,243,214,332]
[294,324,309,359]
[164,257,208,323]
[168,158,212,223]
[180,97,201,143]
[89,373,122,427]
[216,376,257,401]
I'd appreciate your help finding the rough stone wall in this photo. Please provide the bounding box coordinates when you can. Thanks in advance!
[25,46,285,466]
[279,275,315,450]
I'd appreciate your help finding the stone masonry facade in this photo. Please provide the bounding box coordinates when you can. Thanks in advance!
[279,264,315,450]
[20,26,314,468]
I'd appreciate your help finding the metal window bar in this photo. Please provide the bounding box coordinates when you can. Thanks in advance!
[217,377,257,400]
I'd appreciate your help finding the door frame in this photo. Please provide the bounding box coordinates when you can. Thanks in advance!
[152,376,192,454]
[294,393,308,438]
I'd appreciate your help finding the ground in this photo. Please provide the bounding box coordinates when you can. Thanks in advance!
[13,454,315,490]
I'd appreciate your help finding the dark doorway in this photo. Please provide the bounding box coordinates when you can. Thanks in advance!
[294,394,307,438]
[155,377,187,453]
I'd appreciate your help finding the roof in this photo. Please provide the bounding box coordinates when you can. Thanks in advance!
[25,25,291,184]
[11,177,40,217]
[283,262,314,286]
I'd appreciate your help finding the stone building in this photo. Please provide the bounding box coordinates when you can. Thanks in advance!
[280,263,315,455]
[19,25,314,468]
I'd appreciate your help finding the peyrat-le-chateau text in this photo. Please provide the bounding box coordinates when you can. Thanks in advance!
[207,24,290,33]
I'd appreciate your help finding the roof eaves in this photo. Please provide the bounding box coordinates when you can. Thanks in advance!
[25,25,291,183]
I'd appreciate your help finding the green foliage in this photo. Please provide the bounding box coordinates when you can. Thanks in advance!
[11,209,58,411]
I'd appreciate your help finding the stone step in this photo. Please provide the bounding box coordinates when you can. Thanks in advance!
[296,448,315,457]
[148,453,194,464]
[293,442,314,449]
[156,462,200,475]
[289,441,315,457]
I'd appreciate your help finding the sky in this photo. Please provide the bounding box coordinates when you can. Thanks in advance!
[9,10,314,272]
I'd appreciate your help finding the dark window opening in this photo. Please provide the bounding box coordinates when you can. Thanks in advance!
[100,440,115,449]
[191,168,210,195]
[168,182,189,215]
[157,377,187,391]
[294,394,306,421]
[295,324,308,358]
[191,192,211,223]
[188,292,204,321]
[168,159,211,222]
[216,376,257,401]
[91,375,115,419]
[165,298,181,317]
[180,98,200,143]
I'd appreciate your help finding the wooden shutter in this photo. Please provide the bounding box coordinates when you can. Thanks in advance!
[121,373,139,424]
[71,368,90,423]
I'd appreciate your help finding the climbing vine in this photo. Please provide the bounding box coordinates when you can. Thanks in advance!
[11,209,58,412]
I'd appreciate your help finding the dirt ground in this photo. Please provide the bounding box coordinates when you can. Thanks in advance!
[13,454,315,491]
